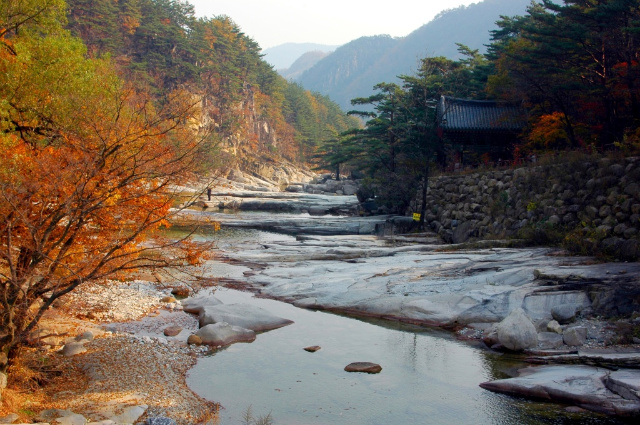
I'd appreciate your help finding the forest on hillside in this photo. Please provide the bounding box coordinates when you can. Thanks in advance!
[315,0,640,217]
[0,0,360,369]
[66,0,359,164]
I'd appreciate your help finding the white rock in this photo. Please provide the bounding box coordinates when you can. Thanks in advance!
[180,294,223,314]
[109,405,148,424]
[496,308,538,351]
[198,303,293,332]
[195,322,256,346]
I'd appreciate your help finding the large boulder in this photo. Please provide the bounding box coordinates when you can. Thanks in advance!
[198,303,293,332]
[496,308,538,351]
[551,303,577,324]
[180,294,223,314]
[195,322,256,346]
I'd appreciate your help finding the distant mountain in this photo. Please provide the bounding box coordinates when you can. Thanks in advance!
[262,43,339,70]
[279,51,332,80]
[296,0,531,110]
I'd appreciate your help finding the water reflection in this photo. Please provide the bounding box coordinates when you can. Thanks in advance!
[186,289,627,425]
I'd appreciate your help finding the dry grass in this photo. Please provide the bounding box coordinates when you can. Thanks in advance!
[0,345,85,422]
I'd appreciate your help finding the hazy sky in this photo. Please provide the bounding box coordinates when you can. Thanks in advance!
[188,0,479,49]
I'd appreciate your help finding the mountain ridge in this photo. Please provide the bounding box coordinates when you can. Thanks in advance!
[296,0,531,109]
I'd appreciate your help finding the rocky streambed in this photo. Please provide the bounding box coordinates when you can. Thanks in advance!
[177,195,640,419]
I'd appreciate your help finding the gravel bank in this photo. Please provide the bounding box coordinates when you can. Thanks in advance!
[4,279,219,424]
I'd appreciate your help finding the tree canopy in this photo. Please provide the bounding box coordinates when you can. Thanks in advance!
[0,0,212,371]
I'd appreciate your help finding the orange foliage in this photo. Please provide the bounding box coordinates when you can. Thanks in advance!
[525,112,572,151]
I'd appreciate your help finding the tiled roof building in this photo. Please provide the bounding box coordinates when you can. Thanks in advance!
[435,96,526,165]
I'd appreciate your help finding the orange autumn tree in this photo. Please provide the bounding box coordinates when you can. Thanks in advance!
[0,0,212,371]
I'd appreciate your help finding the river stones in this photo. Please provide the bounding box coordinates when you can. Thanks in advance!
[187,334,202,345]
[145,417,178,425]
[195,322,256,346]
[198,303,293,332]
[496,308,538,351]
[163,325,182,337]
[344,362,382,374]
[304,346,321,352]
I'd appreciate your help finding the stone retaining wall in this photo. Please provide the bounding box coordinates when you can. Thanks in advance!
[422,156,640,259]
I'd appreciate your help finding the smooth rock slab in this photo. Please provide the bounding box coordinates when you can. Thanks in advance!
[196,322,256,346]
[198,303,293,332]
[605,370,640,401]
[110,405,148,424]
[480,365,640,417]
[180,294,223,314]
[344,362,382,374]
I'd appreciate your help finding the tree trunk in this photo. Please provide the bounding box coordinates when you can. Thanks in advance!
[419,162,430,231]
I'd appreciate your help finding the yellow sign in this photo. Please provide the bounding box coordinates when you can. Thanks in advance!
[412,213,421,221]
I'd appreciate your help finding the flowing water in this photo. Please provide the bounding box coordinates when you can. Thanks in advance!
[184,228,627,425]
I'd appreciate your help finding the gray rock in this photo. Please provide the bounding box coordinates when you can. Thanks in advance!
[110,405,148,424]
[480,365,640,417]
[195,322,256,346]
[551,304,577,324]
[36,410,75,423]
[145,418,177,425]
[563,326,588,347]
[496,308,538,352]
[0,413,19,424]
[452,221,474,244]
[61,342,86,357]
[605,370,640,401]
[344,362,382,374]
[180,294,223,314]
[75,331,94,342]
[198,303,293,332]
[56,413,87,425]
[538,332,565,349]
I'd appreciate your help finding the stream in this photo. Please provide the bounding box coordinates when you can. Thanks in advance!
[183,226,629,425]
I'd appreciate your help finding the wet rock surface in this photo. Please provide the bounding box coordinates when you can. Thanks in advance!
[480,365,640,417]
[344,362,382,374]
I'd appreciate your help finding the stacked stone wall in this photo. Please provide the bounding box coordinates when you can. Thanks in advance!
[423,157,640,259]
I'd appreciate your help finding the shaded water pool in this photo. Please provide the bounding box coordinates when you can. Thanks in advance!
[186,288,625,425]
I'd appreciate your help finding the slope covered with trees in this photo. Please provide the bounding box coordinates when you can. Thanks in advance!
[0,0,215,372]
[66,0,359,167]
[0,0,357,376]
[316,0,640,216]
